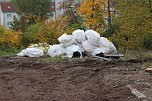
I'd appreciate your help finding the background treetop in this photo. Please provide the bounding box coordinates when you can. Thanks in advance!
[12,0,51,17]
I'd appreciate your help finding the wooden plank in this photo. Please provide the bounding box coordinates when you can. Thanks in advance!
[145,68,152,73]
[93,56,112,61]
[104,53,124,57]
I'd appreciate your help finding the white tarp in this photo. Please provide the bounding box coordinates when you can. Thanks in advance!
[65,44,82,58]
[98,37,117,54]
[23,48,44,57]
[17,49,26,57]
[82,40,97,52]
[17,29,118,58]
[109,42,117,53]
[58,33,76,47]
[72,29,86,43]
[47,44,66,57]
[77,43,85,52]
[98,37,111,47]
[85,30,100,46]
[91,47,110,56]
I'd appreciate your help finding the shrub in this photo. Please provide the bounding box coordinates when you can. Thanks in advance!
[143,33,152,50]
[0,25,6,44]
[5,29,22,47]
[0,25,22,48]
[22,16,70,46]
[22,23,42,46]
[103,24,119,38]
[110,0,152,50]
[11,15,48,32]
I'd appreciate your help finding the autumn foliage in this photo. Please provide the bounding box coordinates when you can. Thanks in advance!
[0,0,152,51]
[22,16,70,46]
[111,0,152,50]
[78,0,108,33]
[0,25,22,48]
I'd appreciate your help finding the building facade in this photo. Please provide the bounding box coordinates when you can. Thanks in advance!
[0,1,56,28]
[0,0,83,28]
[53,0,83,19]
[0,0,11,2]
[54,0,64,19]
[0,2,19,28]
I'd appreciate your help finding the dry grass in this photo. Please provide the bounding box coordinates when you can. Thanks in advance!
[121,49,152,60]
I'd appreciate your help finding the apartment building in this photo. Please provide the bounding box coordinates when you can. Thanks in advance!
[0,1,55,28]
[0,0,11,2]
[0,2,18,28]
[0,0,82,28]
[54,0,84,18]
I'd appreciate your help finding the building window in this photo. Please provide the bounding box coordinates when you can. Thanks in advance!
[7,22,11,26]
[52,5,54,9]
[7,14,11,18]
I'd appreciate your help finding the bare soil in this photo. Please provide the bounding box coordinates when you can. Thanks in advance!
[0,57,152,101]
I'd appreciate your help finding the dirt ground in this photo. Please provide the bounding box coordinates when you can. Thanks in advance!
[0,57,152,101]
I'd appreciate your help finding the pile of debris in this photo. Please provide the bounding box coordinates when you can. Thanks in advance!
[17,43,51,57]
[17,29,118,59]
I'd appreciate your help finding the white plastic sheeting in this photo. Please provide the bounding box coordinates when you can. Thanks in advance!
[109,42,117,54]
[47,44,66,57]
[98,37,111,47]
[58,33,76,47]
[17,48,44,57]
[91,47,110,56]
[98,37,117,54]
[65,44,82,58]
[17,49,26,57]
[82,40,97,52]
[85,30,100,46]
[77,43,85,52]
[17,29,118,58]
[72,29,86,43]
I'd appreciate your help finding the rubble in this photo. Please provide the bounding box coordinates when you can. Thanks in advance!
[17,29,118,58]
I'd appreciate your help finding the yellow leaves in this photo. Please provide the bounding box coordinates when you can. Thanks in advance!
[5,29,22,47]
[0,26,22,47]
[78,0,93,16]
[87,18,96,27]
[65,27,76,35]
[110,0,152,50]
[0,37,4,43]
[78,0,107,34]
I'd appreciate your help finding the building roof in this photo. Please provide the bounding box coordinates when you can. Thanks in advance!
[0,2,16,12]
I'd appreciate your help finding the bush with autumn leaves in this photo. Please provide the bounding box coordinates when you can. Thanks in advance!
[0,26,22,49]
[110,0,152,50]
[22,16,71,47]
[0,16,73,48]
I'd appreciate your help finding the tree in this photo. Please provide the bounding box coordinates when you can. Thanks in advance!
[58,0,85,30]
[11,0,51,31]
[111,0,152,50]
[22,16,70,46]
[11,14,46,31]
[78,0,108,33]
[12,0,51,17]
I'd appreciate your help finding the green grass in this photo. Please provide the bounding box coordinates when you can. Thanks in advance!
[0,47,22,57]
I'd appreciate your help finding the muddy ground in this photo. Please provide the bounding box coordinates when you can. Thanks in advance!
[0,57,152,101]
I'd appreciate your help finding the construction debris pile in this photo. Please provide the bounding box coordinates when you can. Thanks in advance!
[17,29,117,58]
